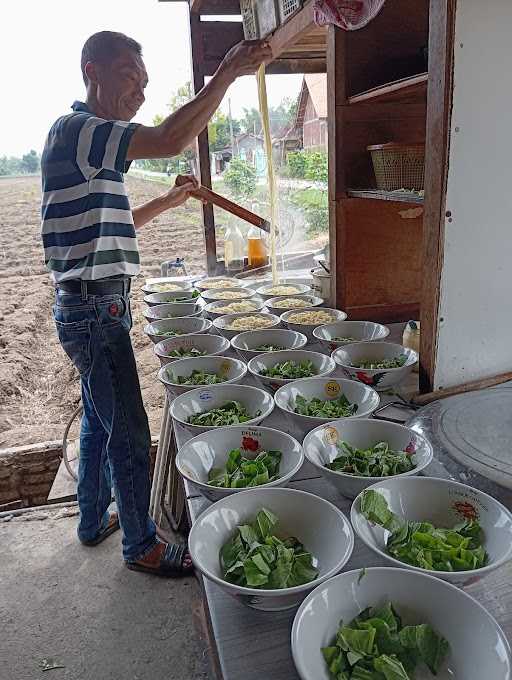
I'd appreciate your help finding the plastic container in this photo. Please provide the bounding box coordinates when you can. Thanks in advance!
[224,224,244,273]
[310,267,331,306]
[247,225,268,269]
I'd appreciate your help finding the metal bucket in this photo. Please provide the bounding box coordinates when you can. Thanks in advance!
[311,267,332,306]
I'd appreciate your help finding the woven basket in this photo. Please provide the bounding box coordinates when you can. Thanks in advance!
[368,143,425,191]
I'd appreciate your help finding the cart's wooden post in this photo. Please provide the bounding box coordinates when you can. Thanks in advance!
[419,0,456,392]
[189,12,220,276]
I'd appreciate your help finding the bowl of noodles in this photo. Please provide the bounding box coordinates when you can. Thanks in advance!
[281,308,347,341]
[213,312,281,340]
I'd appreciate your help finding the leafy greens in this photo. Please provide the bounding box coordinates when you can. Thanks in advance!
[167,347,207,358]
[322,601,450,679]
[354,356,407,370]
[208,449,281,488]
[220,508,318,589]
[254,344,285,352]
[294,394,358,419]
[188,401,258,427]
[260,360,316,379]
[326,441,415,477]
[360,490,488,571]
[169,369,223,385]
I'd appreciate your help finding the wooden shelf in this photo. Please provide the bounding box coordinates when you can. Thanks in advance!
[348,73,428,105]
[269,1,327,62]
[347,189,424,204]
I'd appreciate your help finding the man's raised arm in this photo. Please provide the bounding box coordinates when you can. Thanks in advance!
[127,40,271,160]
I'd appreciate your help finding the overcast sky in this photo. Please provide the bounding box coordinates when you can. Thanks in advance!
[1,0,302,157]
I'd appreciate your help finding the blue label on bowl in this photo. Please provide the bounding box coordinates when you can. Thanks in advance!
[199,390,213,401]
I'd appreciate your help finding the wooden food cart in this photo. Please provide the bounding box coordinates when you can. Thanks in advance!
[152,0,512,677]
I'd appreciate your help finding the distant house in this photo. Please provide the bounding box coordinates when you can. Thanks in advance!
[295,74,328,152]
[211,133,267,177]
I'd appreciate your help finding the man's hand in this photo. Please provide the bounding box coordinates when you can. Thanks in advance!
[162,175,201,209]
[219,40,273,80]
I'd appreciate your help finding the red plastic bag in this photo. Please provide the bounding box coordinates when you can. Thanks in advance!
[313,0,386,30]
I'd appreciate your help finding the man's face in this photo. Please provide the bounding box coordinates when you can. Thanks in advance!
[90,50,148,121]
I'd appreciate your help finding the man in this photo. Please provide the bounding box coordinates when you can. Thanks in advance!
[41,31,270,576]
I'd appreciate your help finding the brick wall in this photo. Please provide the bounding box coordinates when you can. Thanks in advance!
[0,440,159,510]
[0,442,62,509]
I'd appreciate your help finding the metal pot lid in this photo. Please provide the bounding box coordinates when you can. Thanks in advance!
[406,385,512,506]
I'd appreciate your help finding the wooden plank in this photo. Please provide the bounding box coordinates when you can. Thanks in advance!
[411,371,512,406]
[341,198,423,312]
[346,303,420,324]
[326,25,347,312]
[419,0,457,392]
[268,0,318,59]
[348,72,428,105]
[189,14,219,275]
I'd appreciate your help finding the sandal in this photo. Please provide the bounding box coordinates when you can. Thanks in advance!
[80,512,120,546]
[126,542,194,578]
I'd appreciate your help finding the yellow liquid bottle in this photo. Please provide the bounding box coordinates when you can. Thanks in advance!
[247,226,268,269]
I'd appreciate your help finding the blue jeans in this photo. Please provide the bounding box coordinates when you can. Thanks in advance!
[53,288,156,561]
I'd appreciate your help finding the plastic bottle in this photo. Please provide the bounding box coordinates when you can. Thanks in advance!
[247,225,268,269]
[224,224,245,273]
[403,320,420,372]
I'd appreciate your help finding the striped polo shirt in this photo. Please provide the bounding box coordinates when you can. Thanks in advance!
[41,101,140,282]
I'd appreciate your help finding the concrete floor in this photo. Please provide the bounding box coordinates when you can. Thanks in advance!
[0,508,212,680]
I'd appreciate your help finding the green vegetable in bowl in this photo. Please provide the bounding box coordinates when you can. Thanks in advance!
[354,355,407,370]
[322,601,449,679]
[361,490,488,571]
[253,344,285,352]
[327,441,415,477]
[261,360,316,379]
[208,448,281,488]
[220,508,318,589]
[295,394,358,419]
[158,329,185,337]
[332,336,356,342]
[188,401,258,426]
[169,369,223,385]
[167,347,207,358]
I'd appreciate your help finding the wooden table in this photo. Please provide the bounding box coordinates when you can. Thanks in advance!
[165,329,512,679]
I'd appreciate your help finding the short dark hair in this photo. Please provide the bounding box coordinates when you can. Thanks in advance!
[81,31,142,84]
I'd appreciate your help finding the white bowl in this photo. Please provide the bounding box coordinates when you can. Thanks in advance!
[143,290,199,306]
[203,297,265,320]
[213,312,281,341]
[265,295,323,315]
[158,355,247,399]
[274,377,380,438]
[281,307,347,341]
[248,350,336,395]
[256,282,312,299]
[170,384,275,436]
[141,280,193,294]
[142,302,202,323]
[194,277,248,292]
[313,320,390,352]
[143,317,212,344]
[292,567,512,680]
[201,287,256,303]
[188,488,354,611]
[351,476,512,586]
[153,333,230,367]
[332,341,417,391]
[176,425,304,501]
[303,418,433,499]
[230,329,308,363]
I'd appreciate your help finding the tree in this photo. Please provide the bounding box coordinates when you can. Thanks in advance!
[223,158,256,198]
[21,150,40,174]
[208,111,240,152]
[240,98,298,138]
